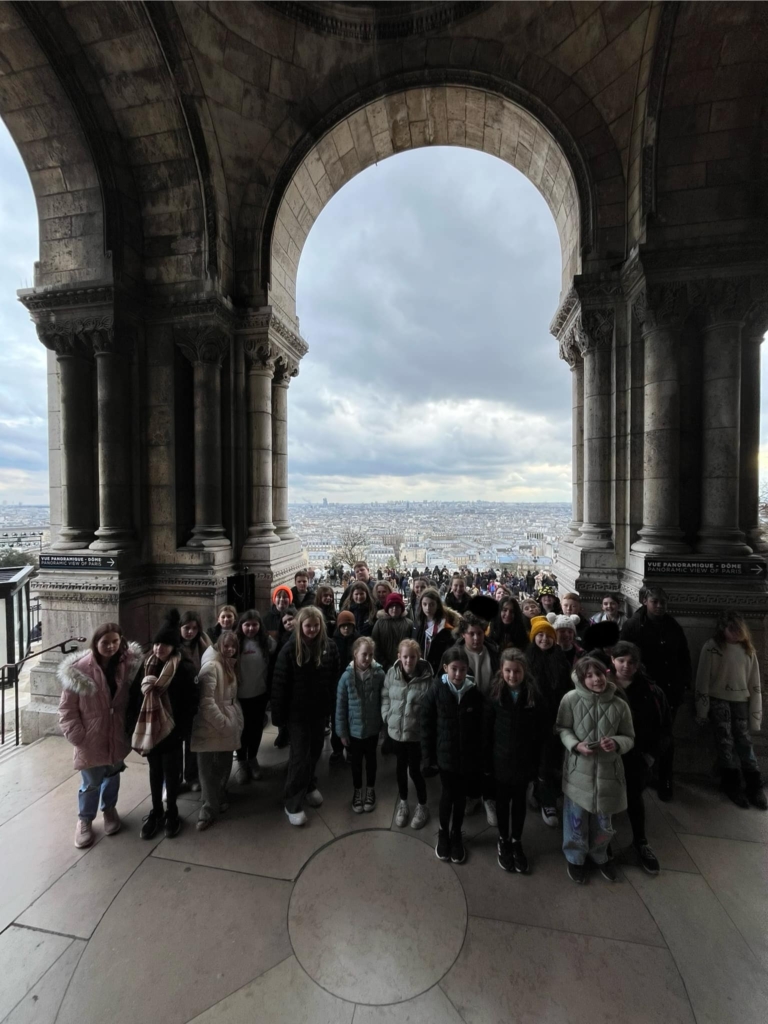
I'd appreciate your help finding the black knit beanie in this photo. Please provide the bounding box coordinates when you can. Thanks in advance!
[153,608,181,648]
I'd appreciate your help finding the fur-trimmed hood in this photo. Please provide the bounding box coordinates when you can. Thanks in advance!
[58,641,144,696]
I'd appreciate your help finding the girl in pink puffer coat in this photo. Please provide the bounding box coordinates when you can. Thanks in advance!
[58,622,143,850]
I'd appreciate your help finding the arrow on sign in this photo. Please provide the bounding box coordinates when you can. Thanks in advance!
[751,564,765,575]
[108,559,115,567]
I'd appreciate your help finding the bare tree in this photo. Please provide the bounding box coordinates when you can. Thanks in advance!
[335,527,368,568]
[382,533,405,562]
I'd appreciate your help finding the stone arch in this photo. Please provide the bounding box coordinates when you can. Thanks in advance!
[263,79,589,323]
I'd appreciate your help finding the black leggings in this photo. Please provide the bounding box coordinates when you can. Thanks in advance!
[495,780,528,841]
[348,735,378,789]
[624,752,648,846]
[439,770,479,833]
[237,692,269,762]
[147,744,182,816]
[394,739,427,803]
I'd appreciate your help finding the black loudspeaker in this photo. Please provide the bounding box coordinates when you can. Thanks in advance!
[227,571,255,613]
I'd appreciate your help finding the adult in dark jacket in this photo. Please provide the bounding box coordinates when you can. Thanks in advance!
[270,607,340,824]
[612,640,672,874]
[620,587,691,801]
[126,610,199,839]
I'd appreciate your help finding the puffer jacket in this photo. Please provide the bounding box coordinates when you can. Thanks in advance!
[371,614,413,671]
[270,639,340,726]
[58,641,144,771]
[335,662,385,740]
[381,658,433,743]
[421,675,484,777]
[556,676,635,815]
[483,683,546,785]
[190,655,244,753]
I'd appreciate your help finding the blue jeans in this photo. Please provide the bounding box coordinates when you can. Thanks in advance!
[78,762,125,821]
[562,795,615,866]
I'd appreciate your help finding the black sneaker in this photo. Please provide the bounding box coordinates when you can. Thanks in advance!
[449,830,466,864]
[164,812,181,839]
[510,840,529,874]
[435,829,451,861]
[363,787,376,812]
[329,751,344,766]
[497,838,515,872]
[567,861,588,884]
[352,788,364,814]
[599,860,619,882]
[140,810,164,840]
[636,843,660,875]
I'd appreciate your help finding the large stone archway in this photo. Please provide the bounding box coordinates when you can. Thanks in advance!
[0,1,766,745]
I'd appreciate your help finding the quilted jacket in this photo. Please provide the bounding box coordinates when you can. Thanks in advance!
[335,661,385,740]
[381,658,433,743]
[420,675,484,777]
[556,676,635,815]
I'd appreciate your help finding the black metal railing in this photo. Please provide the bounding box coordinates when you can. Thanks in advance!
[1,636,86,747]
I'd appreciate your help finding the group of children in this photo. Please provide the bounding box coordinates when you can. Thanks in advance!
[57,574,765,886]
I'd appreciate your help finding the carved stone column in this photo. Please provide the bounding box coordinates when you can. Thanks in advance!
[560,332,583,539]
[695,280,752,555]
[35,325,96,550]
[740,305,768,553]
[272,359,297,541]
[243,341,280,552]
[576,309,614,550]
[176,324,230,549]
[631,283,689,553]
[89,320,136,551]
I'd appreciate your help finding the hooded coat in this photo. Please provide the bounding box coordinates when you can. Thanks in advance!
[335,661,386,740]
[483,683,547,785]
[381,657,433,743]
[556,676,635,815]
[58,641,144,771]
[420,675,484,776]
[270,638,340,726]
[190,654,244,753]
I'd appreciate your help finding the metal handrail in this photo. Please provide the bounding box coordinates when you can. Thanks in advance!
[1,636,87,747]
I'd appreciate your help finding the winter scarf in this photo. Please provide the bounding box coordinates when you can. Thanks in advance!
[131,654,181,755]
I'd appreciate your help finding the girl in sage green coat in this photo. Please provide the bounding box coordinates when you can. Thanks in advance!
[556,657,635,884]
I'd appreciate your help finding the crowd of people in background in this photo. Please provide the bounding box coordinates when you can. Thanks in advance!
[58,560,765,885]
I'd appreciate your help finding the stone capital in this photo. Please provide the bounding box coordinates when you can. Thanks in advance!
[688,276,752,328]
[243,338,276,373]
[743,300,768,344]
[576,308,614,355]
[175,322,229,365]
[237,305,309,371]
[632,282,686,332]
[558,318,582,368]
[273,356,299,386]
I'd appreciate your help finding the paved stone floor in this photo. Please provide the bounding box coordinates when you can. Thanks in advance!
[1,733,767,1024]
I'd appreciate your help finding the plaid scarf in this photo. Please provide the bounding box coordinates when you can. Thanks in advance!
[131,653,180,756]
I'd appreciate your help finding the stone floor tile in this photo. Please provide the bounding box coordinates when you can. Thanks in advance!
[678,833,768,971]
[0,765,149,932]
[254,724,291,771]
[354,985,466,1024]
[459,825,666,946]
[56,858,292,1024]
[289,830,466,1005]
[397,773,498,849]
[440,916,696,1024]
[188,955,354,1024]
[314,750,401,836]
[151,775,334,880]
[4,939,86,1024]
[16,796,181,938]
[627,866,768,1024]
[611,796,699,873]
[0,737,75,829]
[0,926,73,1020]
[650,779,768,844]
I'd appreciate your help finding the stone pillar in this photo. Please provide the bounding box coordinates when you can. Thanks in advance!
[90,325,135,551]
[272,360,296,540]
[49,341,96,549]
[177,325,230,549]
[631,284,689,553]
[696,281,752,555]
[740,310,768,553]
[243,342,280,553]
[576,309,614,550]
[560,338,584,539]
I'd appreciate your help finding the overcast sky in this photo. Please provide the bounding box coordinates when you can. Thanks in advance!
[1,119,766,507]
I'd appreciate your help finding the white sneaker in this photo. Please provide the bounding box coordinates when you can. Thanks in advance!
[527,781,540,810]
[541,805,558,828]
[234,762,250,785]
[305,789,323,807]
[465,797,480,815]
[285,808,307,826]
[249,758,262,781]
[484,799,498,828]
[395,799,410,827]
[411,803,430,829]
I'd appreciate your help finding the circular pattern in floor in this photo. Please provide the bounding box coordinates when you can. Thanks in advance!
[288,829,467,1004]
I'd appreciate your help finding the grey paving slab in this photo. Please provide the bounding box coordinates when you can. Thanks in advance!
[650,779,768,844]
[0,926,72,1021]
[627,866,768,1024]
[4,939,85,1024]
[188,955,354,1024]
[611,795,700,873]
[440,915,696,1024]
[55,857,292,1024]
[289,830,467,1005]
[354,985,466,1024]
[0,737,76,828]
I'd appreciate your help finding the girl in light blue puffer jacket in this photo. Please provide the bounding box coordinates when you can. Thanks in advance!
[336,637,385,814]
